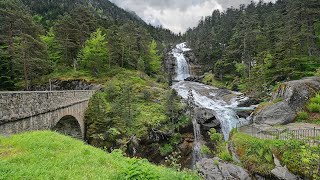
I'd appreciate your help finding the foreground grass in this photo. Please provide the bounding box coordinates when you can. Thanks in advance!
[0,131,200,180]
[232,132,320,179]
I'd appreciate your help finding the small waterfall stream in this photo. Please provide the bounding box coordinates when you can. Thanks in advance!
[171,43,250,167]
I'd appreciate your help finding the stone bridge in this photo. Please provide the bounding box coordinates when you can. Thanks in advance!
[0,91,95,139]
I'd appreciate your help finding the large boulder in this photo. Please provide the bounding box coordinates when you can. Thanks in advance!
[196,158,251,180]
[254,77,320,125]
[195,108,221,130]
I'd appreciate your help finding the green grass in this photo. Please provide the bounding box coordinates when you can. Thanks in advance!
[0,131,200,180]
[232,132,320,179]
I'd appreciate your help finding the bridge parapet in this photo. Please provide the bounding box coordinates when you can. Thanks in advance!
[0,90,95,125]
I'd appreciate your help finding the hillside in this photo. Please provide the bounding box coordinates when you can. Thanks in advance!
[0,131,199,179]
[184,0,320,99]
[0,0,178,91]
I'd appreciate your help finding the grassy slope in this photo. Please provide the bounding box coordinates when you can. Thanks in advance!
[0,131,199,180]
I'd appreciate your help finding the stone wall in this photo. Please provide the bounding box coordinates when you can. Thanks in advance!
[0,91,95,124]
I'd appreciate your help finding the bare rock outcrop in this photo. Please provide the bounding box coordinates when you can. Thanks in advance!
[254,77,320,125]
[196,158,251,180]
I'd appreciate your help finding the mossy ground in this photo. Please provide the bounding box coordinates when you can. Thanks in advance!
[0,131,200,180]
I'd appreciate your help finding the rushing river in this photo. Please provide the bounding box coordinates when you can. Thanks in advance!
[171,43,249,166]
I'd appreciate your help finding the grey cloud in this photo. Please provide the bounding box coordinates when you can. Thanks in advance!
[109,0,276,33]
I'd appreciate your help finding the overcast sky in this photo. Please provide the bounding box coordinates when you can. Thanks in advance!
[109,0,276,33]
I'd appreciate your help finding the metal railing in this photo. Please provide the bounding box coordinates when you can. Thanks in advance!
[236,122,320,145]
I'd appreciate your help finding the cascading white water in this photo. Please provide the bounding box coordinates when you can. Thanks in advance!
[171,43,250,142]
[191,114,202,167]
[171,43,202,168]
[172,43,191,81]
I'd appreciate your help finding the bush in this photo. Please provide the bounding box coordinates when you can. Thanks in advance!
[296,112,309,122]
[310,94,320,104]
[159,144,173,156]
[218,151,233,162]
[200,145,212,155]
[208,128,222,143]
[307,103,320,113]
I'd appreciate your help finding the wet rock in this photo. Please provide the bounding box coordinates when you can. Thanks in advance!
[196,158,251,180]
[184,76,204,83]
[237,110,252,119]
[195,108,220,130]
[178,133,194,156]
[254,77,320,125]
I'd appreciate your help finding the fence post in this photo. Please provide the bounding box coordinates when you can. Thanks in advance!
[314,127,316,145]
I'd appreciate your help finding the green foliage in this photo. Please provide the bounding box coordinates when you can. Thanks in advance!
[185,0,320,99]
[208,128,223,143]
[159,144,173,156]
[40,27,63,67]
[296,112,309,122]
[218,151,233,162]
[232,132,320,178]
[200,145,212,155]
[145,40,161,75]
[78,29,108,76]
[0,131,199,179]
[85,69,186,152]
[310,94,320,104]
[0,0,179,90]
[307,103,320,113]
[201,73,226,88]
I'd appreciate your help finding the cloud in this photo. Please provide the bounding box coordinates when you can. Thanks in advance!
[109,0,276,33]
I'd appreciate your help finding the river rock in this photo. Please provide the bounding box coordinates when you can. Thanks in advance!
[195,108,221,130]
[254,77,320,125]
[184,76,204,83]
[196,158,251,180]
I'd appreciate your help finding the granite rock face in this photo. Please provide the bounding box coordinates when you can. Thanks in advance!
[254,77,320,125]
[196,158,251,180]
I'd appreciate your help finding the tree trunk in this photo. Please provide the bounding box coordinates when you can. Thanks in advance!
[23,43,29,90]
[8,22,14,80]
[122,45,125,67]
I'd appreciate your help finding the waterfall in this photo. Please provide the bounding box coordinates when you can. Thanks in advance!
[172,43,191,81]
[171,43,251,167]
[172,43,202,168]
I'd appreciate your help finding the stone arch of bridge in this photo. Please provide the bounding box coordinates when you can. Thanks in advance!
[52,115,83,139]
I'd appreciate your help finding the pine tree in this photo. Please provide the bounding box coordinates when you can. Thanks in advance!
[78,28,108,75]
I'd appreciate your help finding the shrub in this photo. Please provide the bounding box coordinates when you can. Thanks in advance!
[159,144,173,156]
[200,145,212,155]
[218,151,233,162]
[296,112,309,122]
[310,94,320,104]
[208,128,222,143]
[307,103,320,113]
